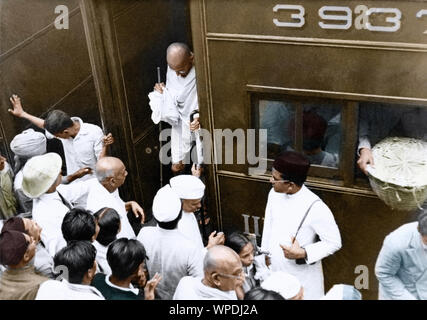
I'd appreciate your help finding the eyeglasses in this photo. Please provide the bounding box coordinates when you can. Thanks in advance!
[217,270,244,280]
[270,176,292,184]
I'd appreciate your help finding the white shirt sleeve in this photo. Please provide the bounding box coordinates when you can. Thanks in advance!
[57,180,91,206]
[303,202,342,265]
[92,126,105,160]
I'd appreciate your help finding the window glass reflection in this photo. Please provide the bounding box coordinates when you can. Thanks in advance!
[258,99,342,168]
[259,100,295,159]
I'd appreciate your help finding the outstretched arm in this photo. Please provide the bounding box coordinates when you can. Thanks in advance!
[9,95,45,129]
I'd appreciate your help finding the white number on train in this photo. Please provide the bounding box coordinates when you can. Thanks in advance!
[273,4,407,33]
[318,6,352,30]
[416,9,427,34]
[273,4,305,28]
[365,8,401,32]
[354,5,369,30]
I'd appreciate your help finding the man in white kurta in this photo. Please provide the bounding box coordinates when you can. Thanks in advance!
[86,157,144,240]
[137,185,203,300]
[261,151,342,300]
[9,95,113,182]
[169,174,225,255]
[21,153,91,257]
[149,43,199,172]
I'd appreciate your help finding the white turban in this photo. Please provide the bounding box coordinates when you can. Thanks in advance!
[169,175,205,200]
[152,185,182,223]
[10,129,46,158]
[261,271,302,300]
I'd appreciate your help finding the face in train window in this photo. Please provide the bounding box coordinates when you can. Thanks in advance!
[258,99,341,168]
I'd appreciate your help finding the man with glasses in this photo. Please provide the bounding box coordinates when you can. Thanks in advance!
[261,151,342,300]
[173,245,242,300]
[150,42,200,174]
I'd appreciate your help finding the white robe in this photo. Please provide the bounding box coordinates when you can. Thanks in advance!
[137,226,204,300]
[32,181,91,257]
[173,276,238,300]
[148,66,198,163]
[177,210,206,255]
[261,185,342,300]
[85,178,135,240]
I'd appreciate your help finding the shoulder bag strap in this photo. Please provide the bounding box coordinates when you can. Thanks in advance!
[294,199,320,240]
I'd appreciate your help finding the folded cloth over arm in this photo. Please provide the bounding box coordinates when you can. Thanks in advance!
[148,88,180,126]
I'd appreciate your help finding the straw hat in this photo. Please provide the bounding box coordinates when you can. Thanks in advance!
[21,153,62,198]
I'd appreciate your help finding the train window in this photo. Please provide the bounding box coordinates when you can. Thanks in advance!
[356,102,427,179]
[256,97,342,172]
[259,100,296,159]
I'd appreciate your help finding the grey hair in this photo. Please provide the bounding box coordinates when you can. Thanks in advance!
[95,168,114,183]
[203,249,218,273]
[167,42,191,57]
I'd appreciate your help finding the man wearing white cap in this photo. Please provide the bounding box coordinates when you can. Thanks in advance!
[261,271,304,300]
[169,174,225,253]
[137,184,203,300]
[21,153,91,257]
[10,129,91,212]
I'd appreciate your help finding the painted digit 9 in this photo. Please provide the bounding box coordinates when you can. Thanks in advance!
[318,6,352,30]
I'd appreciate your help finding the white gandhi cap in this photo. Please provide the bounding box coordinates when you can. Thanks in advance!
[152,184,182,223]
[169,175,205,200]
[261,271,302,300]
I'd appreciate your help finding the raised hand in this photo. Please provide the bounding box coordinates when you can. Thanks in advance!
[144,273,162,300]
[102,133,114,146]
[154,82,165,94]
[207,231,225,248]
[8,94,25,117]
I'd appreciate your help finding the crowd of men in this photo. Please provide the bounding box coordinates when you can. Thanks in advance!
[0,42,426,300]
